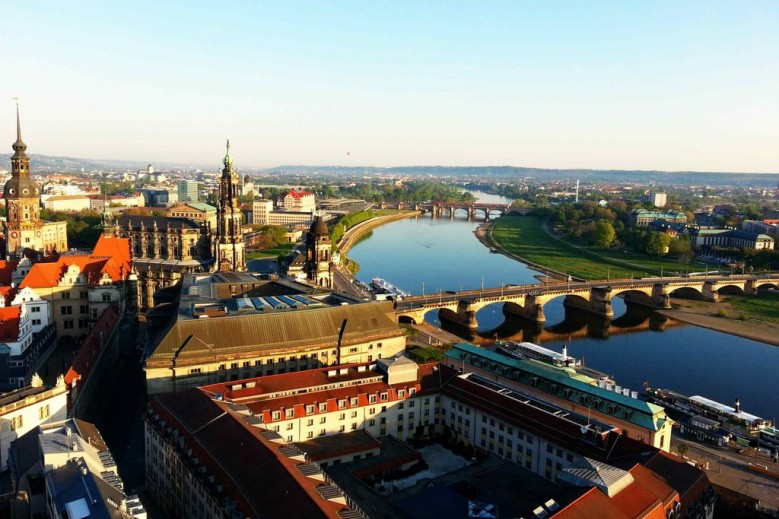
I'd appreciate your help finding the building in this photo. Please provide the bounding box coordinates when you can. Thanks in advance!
[0,374,67,471]
[144,357,715,519]
[177,179,199,202]
[241,175,255,197]
[648,192,667,208]
[283,189,316,213]
[145,389,360,519]
[742,219,779,246]
[3,104,68,258]
[8,418,146,518]
[88,192,145,212]
[166,201,217,229]
[139,188,169,207]
[42,194,91,212]
[63,305,123,417]
[305,217,334,288]
[250,198,273,225]
[213,141,246,272]
[117,215,212,312]
[689,228,774,251]
[444,343,674,452]
[142,271,406,395]
[19,234,134,339]
[630,209,687,227]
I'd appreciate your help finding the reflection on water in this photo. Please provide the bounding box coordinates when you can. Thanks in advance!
[348,192,779,421]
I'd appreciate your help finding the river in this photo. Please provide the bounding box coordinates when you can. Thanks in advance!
[347,191,779,421]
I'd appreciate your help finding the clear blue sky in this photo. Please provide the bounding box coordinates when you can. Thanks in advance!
[2,1,777,172]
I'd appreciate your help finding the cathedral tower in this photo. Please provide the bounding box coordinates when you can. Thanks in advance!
[214,140,246,271]
[305,216,333,288]
[4,101,44,259]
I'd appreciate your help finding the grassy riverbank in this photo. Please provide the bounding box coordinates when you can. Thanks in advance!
[491,216,702,280]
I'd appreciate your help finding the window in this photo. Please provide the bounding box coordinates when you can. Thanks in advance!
[60,306,73,315]
[320,417,326,424]
[350,397,358,406]
[339,413,345,420]
[61,292,71,300]
[338,400,346,409]
[285,409,294,418]
[320,429,326,436]
[190,368,202,374]
[351,423,357,430]
[10,416,23,430]
[307,431,314,439]
[286,423,293,430]
[369,395,377,404]
[339,425,345,432]
[63,320,74,330]
[307,419,313,426]
[306,405,314,415]
[102,293,112,302]
[39,405,50,419]
[319,403,327,412]
[80,291,88,299]
[31,306,40,313]
[32,319,41,326]
[351,411,357,418]
[272,411,280,420]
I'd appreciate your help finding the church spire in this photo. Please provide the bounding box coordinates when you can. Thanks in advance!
[11,98,28,159]
[223,139,233,169]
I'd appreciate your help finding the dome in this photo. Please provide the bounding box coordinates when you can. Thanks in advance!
[3,176,39,198]
[310,216,329,236]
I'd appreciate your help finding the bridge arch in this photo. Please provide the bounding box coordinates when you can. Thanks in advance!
[756,282,779,291]
[716,284,745,296]
[452,207,470,219]
[670,286,703,299]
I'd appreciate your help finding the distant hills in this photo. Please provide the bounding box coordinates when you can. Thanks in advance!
[3,153,778,188]
[268,165,779,188]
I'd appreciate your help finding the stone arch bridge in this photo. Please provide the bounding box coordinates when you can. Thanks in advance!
[379,201,512,221]
[395,275,779,332]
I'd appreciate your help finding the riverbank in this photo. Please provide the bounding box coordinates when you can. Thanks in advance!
[474,222,569,282]
[660,297,779,347]
[480,219,779,347]
[337,210,420,275]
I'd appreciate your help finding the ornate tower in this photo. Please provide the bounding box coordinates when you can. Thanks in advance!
[4,101,43,259]
[214,140,245,271]
[305,217,333,288]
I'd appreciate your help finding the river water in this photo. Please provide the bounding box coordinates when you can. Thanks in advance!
[348,191,779,421]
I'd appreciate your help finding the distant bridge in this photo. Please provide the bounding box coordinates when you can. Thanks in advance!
[378,201,515,220]
[395,274,779,331]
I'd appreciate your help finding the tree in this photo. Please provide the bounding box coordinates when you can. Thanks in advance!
[646,232,671,256]
[592,221,616,249]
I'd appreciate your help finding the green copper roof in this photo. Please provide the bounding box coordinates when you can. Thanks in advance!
[445,343,667,431]
[185,202,216,212]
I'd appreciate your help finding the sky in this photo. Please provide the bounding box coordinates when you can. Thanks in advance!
[1,1,778,172]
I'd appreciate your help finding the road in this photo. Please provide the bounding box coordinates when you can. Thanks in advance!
[671,437,779,512]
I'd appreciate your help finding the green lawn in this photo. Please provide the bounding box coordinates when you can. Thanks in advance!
[491,216,707,281]
[729,291,779,323]
[246,243,296,259]
[404,345,447,363]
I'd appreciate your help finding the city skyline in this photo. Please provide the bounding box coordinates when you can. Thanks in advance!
[2,1,778,173]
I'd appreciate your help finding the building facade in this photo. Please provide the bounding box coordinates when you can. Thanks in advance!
[283,189,316,213]
[117,215,212,312]
[0,374,68,471]
[177,179,199,202]
[630,209,687,227]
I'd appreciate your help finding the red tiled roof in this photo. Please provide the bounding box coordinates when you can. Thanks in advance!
[20,235,132,290]
[149,389,352,519]
[286,190,313,199]
[64,306,120,390]
[91,234,132,278]
[0,306,22,342]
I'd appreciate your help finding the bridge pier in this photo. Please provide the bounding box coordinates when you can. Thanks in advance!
[563,287,614,319]
[438,299,478,332]
[702,281,719,302]
[503,297,546,324]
